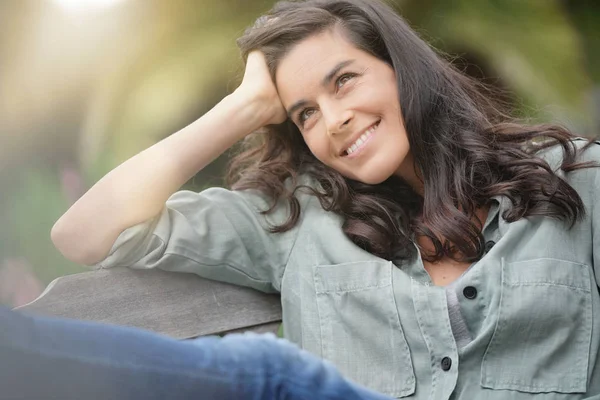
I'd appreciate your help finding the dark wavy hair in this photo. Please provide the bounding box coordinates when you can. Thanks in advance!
[227,0,597,263]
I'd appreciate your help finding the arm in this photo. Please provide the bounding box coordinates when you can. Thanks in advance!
[51,52,286,266]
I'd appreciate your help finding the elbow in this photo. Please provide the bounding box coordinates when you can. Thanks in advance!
[51,219,104,266]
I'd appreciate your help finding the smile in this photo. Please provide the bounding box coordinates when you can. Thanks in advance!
[344,121,380,157]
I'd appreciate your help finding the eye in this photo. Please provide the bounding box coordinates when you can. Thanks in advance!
[298,108,317,125]
[335,73,356,90]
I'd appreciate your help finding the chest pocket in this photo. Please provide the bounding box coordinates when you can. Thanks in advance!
[314,260,415,398]
[481,258,593,393]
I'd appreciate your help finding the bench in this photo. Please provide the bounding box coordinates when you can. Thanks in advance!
[18,267,282,339]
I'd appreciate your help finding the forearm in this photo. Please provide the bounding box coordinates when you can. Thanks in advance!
[51,93,268,265]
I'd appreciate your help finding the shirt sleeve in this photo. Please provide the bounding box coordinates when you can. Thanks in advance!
[578,140,600,288]
[93,187,302,293]
[593,160,600,288]
[540,139,600,288]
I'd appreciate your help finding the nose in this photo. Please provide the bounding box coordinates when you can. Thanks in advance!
[323,105,353,136]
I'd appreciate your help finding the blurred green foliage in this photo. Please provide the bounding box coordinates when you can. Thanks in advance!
[4,169,81,284]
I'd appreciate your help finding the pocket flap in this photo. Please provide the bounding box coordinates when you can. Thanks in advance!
[314,260,392,293]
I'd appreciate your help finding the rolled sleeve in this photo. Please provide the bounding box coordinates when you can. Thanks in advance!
[94,187,301,293]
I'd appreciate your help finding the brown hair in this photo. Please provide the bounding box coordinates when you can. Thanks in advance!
[227,0,598,263]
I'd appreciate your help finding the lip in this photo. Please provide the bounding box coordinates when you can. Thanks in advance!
[339,120,380,157]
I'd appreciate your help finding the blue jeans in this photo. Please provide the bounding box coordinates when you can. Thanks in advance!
[0,307,392,400]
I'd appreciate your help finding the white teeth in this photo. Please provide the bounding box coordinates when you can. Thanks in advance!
[346,123,378,155]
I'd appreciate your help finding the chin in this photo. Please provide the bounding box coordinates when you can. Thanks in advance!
[348,170,394,185]
[352,162,403,185]
[357,176,390,185]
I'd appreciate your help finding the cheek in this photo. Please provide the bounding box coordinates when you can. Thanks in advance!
[363,75,399,110]
[303,132,333,163]
[379,87,400,110]
[358,87,395,114]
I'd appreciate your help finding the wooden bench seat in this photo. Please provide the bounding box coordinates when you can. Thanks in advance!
[18,267,282,339]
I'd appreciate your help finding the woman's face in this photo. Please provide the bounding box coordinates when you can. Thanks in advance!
[275,28,413,185]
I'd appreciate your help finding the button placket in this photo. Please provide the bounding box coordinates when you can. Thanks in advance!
[411,279,459,399]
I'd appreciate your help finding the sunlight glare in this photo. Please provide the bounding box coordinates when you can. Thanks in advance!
[50,0,128,14]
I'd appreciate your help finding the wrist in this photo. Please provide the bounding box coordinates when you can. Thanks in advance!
[227,89,282,130]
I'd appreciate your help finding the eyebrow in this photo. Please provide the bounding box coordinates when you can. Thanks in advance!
[286,59,356,118]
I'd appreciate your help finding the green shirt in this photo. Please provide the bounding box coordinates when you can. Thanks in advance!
[97,141,600,399]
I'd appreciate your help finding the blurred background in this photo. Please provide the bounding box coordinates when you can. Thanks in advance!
[1,0,598,306]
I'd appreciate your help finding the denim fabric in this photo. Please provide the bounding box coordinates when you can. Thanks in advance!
[0,307,392,400]
[97,141,600,399]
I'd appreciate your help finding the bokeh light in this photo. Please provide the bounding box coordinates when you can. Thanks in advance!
[50,0,128,14]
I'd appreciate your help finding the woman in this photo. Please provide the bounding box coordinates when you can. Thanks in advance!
[52,0,600,398]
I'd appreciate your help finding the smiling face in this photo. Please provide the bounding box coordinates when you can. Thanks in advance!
[275,28,415,185]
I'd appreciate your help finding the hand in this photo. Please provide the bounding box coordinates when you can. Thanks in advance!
[234,51,287,126]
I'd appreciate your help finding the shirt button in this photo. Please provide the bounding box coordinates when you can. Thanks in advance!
[485,240,496,252]
[441,357,452,371]
[463,286,478,299]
